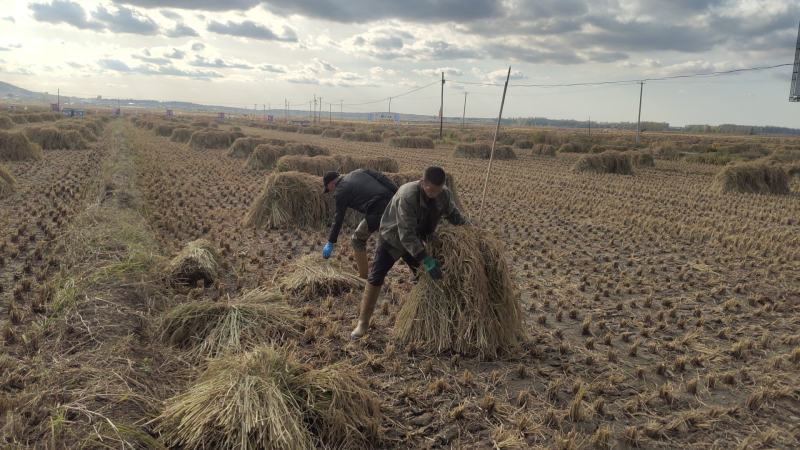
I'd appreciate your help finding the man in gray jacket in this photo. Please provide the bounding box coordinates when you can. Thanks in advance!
[351,166,468,339]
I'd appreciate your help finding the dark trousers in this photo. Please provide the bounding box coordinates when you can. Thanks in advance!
[367,241,419,286]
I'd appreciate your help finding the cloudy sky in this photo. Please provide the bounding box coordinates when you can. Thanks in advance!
[0,0,799,127]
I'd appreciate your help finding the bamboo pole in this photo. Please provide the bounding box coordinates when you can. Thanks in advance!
[478,66,512,221]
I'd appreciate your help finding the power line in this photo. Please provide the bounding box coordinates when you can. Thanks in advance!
[336,80,440,107]
[449,63,793,88]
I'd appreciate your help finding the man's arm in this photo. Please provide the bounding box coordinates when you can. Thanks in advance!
[327,193,349,244]
[396,194,426,260]
[443,188,468,225]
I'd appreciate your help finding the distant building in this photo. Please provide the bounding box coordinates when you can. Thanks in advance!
[266,115,274,122]
[368,112,400,123]
[50,103,60,112]
[165,109,174,117]
[62,108,85,118]
[216,112,226,121]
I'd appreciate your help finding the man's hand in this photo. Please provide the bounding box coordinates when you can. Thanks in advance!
[422,256,443,281]
[322,242,335,259]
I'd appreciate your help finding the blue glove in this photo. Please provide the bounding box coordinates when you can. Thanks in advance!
[422,256,442,280]
[322,242,334,259]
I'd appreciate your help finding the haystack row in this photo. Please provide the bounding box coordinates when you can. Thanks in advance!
[573,151,634,175]
[275,154,399,176]
[246,143,330,170]
[0,130,44,161]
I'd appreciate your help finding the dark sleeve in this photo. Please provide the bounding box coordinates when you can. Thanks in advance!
[364,169,398,194]
[443,188,468,225]
[327,191,349,243]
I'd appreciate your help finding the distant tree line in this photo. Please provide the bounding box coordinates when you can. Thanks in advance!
[503,117,800,136]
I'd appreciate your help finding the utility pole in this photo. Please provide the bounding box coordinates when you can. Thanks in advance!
[57,88,60,111]
[636,81,644,146]
[319,97,323,123]
[439,72,445,139]
[329,103,332,124]
[461,91,467,128]
[588,114,591,139]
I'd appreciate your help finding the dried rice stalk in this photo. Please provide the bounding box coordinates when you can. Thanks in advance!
[0,163,15,198]
[244,171,332,229]
[157,345,381,449]
[394,225,524,358]
[166,239,221,286]
[276,255,363,302]
[160,288,302,358]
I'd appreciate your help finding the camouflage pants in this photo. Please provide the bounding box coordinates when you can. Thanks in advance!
[350,219,372,251]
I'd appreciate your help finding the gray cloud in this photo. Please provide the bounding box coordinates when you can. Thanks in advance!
[99,57,222,79]
[30,1,102,30]
[165,48,186,59]
[30,1,161,35]
[262,0,503,23]
[457,0,800,64]
[92,5,159,35]
[484,43,583,64]
[349,28,478,61]
[190,56,253,69]
[159,10,181,20]
[114,1,260,11]
[207,20,298,42]
[132,54,171,65]
[99,58,132,72]
[260,63,287,73]
[191,42,205,51]
[165,23,198,37]
[3,16,15,23]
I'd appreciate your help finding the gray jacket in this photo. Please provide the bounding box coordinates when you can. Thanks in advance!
[378,180,466,260]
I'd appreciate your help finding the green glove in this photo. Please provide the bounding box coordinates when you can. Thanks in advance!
[422,256,442,280]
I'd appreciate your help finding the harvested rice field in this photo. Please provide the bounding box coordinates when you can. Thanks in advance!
[1,115,799,449]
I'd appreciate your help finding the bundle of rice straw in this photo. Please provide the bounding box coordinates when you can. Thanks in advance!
[23,126,88,150]
[246,143,329,170]
[227,137,281,159]
[712,161,790,195]
[0,131,43,161]
[169,127,194,143]
[244,171,331,229]
[393,225,524,358]
[276,255,363,302]
[160,288,303,358]
[573,151,634,175]
[156,345,382,450]
[189,130,245,150]
[625,150,655,167]
[0,163,15,198]
[342,131,382,142]
[154,123,177,137]
[453,143,490,159]
[388,136,435,149]
[166,239,221,286]
[275,155,346,176]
